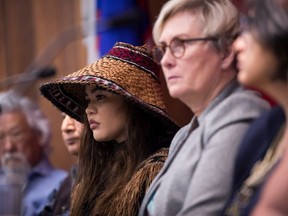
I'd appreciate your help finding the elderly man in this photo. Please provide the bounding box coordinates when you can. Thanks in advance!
[0,90,67,216]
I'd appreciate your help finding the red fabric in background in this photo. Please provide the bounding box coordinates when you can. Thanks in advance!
[248,87,277,107]
[233,0,245,10]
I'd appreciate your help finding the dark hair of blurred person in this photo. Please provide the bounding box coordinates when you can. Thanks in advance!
[223,0,288,215]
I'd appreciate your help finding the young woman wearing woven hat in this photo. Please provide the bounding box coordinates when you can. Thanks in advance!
[40,42,179,216]
[138,0,271,215]
[221,0,288,215]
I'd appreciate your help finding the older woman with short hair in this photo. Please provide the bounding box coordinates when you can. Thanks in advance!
[138,0,270,215]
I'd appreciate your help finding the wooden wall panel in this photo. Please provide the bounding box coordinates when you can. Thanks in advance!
[0,0,7,79]
[0,0,86,170]
[31,0,87,170]
[0,0,35,77]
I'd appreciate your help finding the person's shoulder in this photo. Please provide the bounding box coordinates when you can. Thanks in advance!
[224,88,270,116]
[52,170,68,183]
[207,88,270,127]
[51,168,68,175]
[33,158,68,180]
[43,166,68,183]
[134,148,168,180]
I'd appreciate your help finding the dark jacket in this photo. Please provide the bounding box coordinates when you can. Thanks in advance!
[223,106,285,216]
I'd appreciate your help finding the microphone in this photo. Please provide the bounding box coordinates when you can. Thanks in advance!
[30,67,57,79]
[0,67,57,89]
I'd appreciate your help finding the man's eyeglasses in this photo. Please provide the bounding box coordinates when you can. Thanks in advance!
[152,37,218,64]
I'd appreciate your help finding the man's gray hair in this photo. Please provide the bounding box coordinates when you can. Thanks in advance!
[0,90,51,155]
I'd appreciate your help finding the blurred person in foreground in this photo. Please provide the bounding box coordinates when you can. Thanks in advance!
[40,42,179,216]
[40,114,83,216]
[138,0,270,215]
[222,0,288,215]
[252,0,288,213]
[0,90,67,216]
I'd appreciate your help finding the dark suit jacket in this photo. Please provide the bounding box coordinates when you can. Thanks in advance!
[223,106,285,215]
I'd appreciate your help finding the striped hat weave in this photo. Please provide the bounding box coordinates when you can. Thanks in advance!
[40,42,178,132]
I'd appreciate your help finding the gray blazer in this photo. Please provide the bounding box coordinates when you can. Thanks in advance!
[138,80,270,216]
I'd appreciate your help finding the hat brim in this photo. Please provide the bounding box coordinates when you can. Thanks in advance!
[40,76,179,133]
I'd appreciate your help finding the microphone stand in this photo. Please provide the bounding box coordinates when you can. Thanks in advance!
[0,67,57,95]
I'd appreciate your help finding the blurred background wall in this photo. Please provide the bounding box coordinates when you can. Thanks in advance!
[0,0,193,170]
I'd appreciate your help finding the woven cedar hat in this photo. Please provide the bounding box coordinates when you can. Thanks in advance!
[40,42,179,132]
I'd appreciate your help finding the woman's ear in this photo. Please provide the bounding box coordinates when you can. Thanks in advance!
[221,46,236,70]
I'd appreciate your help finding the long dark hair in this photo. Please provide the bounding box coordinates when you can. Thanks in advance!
[70,99,171,216]
[245,0,288,81]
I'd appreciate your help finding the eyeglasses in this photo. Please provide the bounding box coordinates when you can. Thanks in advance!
[152,37,218,64]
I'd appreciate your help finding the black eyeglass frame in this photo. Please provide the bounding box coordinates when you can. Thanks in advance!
[152,37,218,63]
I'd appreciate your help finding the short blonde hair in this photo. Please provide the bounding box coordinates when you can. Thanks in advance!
[153,0,240,51]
